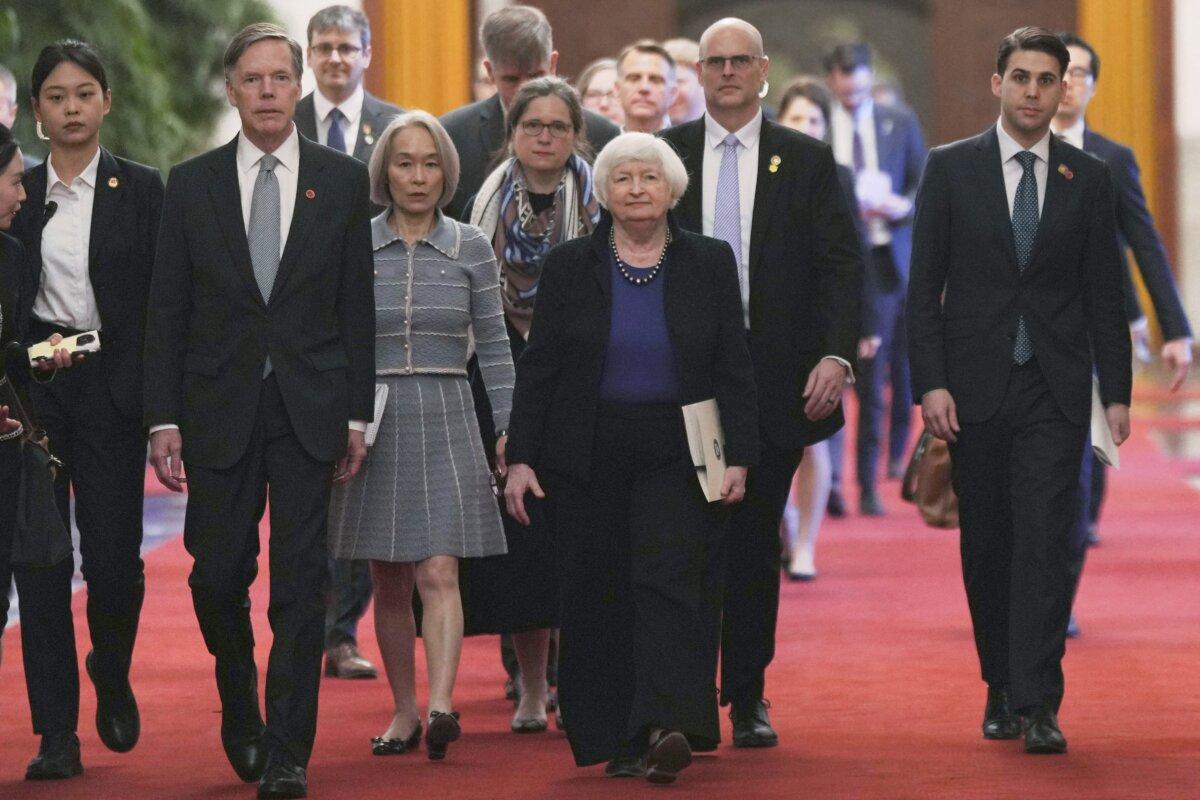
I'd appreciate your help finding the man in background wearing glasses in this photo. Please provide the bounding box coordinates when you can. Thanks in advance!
[661,17,863,749]
[296,4,402,683]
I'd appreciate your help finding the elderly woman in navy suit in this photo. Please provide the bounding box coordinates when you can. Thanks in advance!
[8,40,163,776]
[504,132,758,784]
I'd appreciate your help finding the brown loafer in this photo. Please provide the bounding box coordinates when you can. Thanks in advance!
[324,643,378,679]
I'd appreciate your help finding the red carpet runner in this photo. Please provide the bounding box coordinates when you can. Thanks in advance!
[1,417,1197,798]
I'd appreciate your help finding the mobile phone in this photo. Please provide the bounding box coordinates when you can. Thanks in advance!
[27,330,101,367]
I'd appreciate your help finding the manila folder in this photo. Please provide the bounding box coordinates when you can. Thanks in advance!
[1090,377,1119,469]
[365,383,390,448]
[682,398,727,502]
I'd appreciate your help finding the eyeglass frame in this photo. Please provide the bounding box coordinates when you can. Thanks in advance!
[699,54,764,72]
[517,119,575,138]
[310,42,364,59]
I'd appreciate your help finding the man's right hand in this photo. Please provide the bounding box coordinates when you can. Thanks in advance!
[503,463,545,526]
[921,388,960,443]
[149,428,186,492]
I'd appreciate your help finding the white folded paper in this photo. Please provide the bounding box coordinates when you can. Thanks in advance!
[682,398,727,502]
[1090,377,1120,469]
[365,383,390,447]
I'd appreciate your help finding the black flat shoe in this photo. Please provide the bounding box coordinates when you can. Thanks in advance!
[425,711,461,761]
[25,732,83,781]
[605,755,647,778]
[982,686,1022,740]
[257,760,307,799]
[86,649,140,753]
[645,730,691,785]
[730,699,779,748]
[372,723,421,755]
[1023,707,1067,754]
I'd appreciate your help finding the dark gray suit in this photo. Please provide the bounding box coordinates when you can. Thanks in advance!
[440,93,620,220]
[294,90,403,163]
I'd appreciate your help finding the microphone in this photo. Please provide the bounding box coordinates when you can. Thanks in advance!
[43,200,58,226]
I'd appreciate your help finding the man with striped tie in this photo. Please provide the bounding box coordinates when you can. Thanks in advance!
[906,27,1130,755]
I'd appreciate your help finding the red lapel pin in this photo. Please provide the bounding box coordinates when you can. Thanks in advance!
[1057,164,1074,181]
[305,188,316,199]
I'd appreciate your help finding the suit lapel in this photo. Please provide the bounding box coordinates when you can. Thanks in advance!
[481,95,504,167]
[748,116,784,278]
[972,128,1018,270]
[353,95,379,161]
[207,138,264,307]
[88,149,122,275]
[271,138,326,304]
[20,164,48,311]
[676,120,705,232]
[295,93,319,142]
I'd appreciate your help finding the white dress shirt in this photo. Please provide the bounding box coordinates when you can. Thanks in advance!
[312,83,363,155]
[995,119,1049,217]
[1052,116,1086,151]
[702,112,760,326]
[32,148,103,331]
[831,98,891,247]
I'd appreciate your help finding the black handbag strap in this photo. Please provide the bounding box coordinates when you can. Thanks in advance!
[2,340,41,437]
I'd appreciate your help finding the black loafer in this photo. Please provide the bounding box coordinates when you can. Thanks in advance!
[645,730,692,784]
[258,760,307,799]
[731,699,779,748]
[1023,707,1067,754]
[425,710,461,761]
[982,686,1023,740]
[86,650,140,753]
[25,732,83,781]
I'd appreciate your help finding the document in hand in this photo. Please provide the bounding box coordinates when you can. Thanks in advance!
[365,383,390,447]
[682,398,727,502]
[1090,377,1120,469]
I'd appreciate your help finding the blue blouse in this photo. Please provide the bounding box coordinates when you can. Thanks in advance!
[598,250,680,405]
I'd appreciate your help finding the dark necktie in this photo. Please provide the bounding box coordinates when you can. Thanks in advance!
[1011,151,1039,365]
[327,107,347,153]
[852,127,865,174]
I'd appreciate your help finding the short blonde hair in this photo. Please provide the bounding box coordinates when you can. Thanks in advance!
[592,132,689,209]
[367,111,460,209]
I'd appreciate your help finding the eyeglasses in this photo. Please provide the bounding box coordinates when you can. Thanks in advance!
[518,119,574,138]
[700,54,762,72]
[1066,67,1093,80]
[311,43,363,59]
[583,88,617,102]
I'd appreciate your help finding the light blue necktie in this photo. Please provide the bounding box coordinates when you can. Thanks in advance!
[248,153,280,375]
[1011,151,1039,365]
[326,107,347,153]
[713,133,747,323]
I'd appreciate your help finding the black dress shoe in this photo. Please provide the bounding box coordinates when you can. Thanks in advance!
[604,755,647,778]
[826,489,847,518]
[1023,707,1067,754]
[223,718,267,783]
[645,730,692,785]
[730,699,779,748]
[25,732,83,780]
[859,489,886,517]
[86,650,140,753]
[425,710,461,761]
[982,687,1022,740]
[258,760,307,799]
[216,659,267,782]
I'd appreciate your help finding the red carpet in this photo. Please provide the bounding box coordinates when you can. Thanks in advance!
[2,407,1197,799]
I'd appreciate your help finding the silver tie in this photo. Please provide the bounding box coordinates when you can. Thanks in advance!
[248,154,280,375]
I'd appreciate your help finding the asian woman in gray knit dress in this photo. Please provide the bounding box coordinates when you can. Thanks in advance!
[327,111,514,761]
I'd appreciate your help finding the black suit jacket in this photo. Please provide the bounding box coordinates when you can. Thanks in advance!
[1082,128,1192,341]
[660,115,863,450]
[11,149,164,420]
[0,232,22,347]
[440,93,620,220]
[506,214,759,482]
[294,90,403,163]
[143,134,376,469]
[906,126,1131,427]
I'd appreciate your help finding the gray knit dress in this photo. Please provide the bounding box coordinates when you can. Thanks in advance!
[328,211,514,562]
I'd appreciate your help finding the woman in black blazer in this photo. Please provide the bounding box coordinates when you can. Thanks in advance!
[504,133,758,784]
[8,41,164,774]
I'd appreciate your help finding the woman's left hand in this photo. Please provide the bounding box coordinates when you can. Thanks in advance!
[719,466,749,506]
[494,434,508,477]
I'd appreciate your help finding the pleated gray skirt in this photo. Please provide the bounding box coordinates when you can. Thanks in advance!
[328,374,507,562]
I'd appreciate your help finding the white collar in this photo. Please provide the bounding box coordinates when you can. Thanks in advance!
[237,125,301,175]
[1051,116,1086,147]
[704,111,763,151]
[47,147,101,191]
[313,83,365,124]
[995,117,1051,165]
[837,97,874,124]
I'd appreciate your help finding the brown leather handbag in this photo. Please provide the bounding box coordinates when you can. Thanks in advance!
[901,429,959,529]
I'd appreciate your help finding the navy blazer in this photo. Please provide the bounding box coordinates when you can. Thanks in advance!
[143,135,376,469]
[1082,128,1192,341]
[506,214,759,482]
[906,126,1131,427]
[294,90,403,163]
[11,148,164,420]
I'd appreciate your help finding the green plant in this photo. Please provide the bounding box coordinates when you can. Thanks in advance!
[2,0,275,171]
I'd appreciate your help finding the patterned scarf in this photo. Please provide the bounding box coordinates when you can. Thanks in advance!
[479,154,600,338]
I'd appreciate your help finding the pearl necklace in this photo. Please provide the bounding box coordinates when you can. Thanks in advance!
[611,227,671,286]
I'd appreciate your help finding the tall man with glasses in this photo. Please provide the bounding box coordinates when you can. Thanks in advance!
[295,4,400,682]
[661,17,862,748]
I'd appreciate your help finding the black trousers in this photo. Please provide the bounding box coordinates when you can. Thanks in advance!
[719,444,803,706]
[548,403,727,766]
[949,361,1087,712]
[26,322,148,729]
[324,554,371,649]
[854,246,912,491]
[0,435,80,736]
[184,375,333,768]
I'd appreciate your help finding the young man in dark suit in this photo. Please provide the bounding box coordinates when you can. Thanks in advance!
[439,5,619,220]
[907,27,1131,755]
[661,17,862,748]
[294,4,400,682]
[144,24,375,798]
[824,42,927,516]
